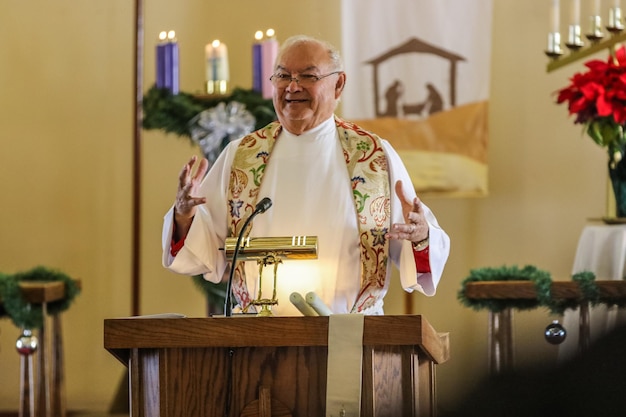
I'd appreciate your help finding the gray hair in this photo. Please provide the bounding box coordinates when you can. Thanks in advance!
[275,35,344,71]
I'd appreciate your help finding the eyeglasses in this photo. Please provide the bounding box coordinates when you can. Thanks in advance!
[269,71,343,88]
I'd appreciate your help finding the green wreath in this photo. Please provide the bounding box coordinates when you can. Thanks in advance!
[458,265,552,313]
[0,266,81,329]
[457,265,613,315]
[142,84,276,140]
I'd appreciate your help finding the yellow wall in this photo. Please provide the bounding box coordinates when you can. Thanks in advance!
[0,0,609,412]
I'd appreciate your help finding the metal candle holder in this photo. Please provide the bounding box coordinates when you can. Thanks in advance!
[607,6,625,33]
[565,24,584,50]
[545,31,564,58]
[206,80,228,95]
[586,15,605,42]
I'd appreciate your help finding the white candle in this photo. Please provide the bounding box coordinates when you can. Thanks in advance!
[593,0,601,15]
[571,0,580,25]
[205,39,229,82]
[551,0,560,33]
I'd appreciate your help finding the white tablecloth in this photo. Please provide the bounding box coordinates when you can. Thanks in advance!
[558,224,626,361]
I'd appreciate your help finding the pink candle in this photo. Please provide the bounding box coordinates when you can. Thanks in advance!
[261,29,278,99]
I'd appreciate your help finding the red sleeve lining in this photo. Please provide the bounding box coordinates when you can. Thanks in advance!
[413,246,431,273]
[170,221,186,256]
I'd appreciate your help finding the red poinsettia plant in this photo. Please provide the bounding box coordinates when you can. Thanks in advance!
[556,46,626,157]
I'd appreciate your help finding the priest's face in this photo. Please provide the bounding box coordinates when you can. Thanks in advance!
[271,40,346,135]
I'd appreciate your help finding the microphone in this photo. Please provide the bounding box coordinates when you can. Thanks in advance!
[224,197,273,317]
[255,197,272,214]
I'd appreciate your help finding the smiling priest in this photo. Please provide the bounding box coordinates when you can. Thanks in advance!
[161,35,450,316]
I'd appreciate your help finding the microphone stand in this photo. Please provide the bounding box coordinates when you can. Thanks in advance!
[224,197,272,317]
[222,198,271,417]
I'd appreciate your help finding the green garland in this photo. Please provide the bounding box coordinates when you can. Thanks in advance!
[142,85,276,141]
[458,265,552,313]
[0,266,81,329]
[457,265,623,315]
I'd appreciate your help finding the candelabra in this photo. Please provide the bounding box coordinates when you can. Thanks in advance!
[546,4,626,72]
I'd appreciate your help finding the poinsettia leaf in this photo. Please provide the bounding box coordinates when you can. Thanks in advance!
[587,122,605,146]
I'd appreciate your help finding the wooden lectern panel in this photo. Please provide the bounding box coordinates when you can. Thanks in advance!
[104,315,448,417]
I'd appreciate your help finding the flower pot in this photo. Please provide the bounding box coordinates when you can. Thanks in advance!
[609,152,626,218]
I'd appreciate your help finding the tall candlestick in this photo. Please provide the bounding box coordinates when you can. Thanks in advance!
[252,30,263,93]
[565,0,583,49]
[261,28,279,99]
[205,39,229,95]
[587,0,604,40]
[608,2,624,31]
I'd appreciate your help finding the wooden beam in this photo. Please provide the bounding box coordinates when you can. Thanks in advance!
[463,280,626,300]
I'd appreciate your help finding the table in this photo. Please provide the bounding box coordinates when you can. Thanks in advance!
[558,224,626,361]
[1,281,77,417]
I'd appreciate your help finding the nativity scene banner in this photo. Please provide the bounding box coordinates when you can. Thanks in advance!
[341,0,492,196]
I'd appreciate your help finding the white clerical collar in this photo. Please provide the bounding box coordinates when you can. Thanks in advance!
[282,116,336,140]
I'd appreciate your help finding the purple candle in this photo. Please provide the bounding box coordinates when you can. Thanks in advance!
[163,30,180,94]
[156,31,167,88]
[252,31,263,93]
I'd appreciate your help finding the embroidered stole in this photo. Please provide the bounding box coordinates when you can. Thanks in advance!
[226,117,391,313]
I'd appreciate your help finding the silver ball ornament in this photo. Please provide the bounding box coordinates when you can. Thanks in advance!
[544,320,567,345]
[16,329,38,355]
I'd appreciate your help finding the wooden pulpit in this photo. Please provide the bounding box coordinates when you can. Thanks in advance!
[103,315,449,417]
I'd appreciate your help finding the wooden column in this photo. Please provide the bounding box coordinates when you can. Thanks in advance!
[488,308,514,374]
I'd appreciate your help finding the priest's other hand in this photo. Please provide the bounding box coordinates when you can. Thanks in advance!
[386,180,429,244]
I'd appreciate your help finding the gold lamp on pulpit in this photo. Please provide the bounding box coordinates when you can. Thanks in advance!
[224,235,318,316]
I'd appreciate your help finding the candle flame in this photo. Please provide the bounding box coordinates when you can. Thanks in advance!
[212,39,221,48]
[167,30,176,40]
[266,28,275,38]
[254,30,264,41]
[158,31,167,41]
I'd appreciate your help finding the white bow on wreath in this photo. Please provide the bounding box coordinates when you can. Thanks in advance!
[188,101,256,166]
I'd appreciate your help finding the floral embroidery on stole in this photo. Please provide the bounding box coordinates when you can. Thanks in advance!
[226,117,390,313]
